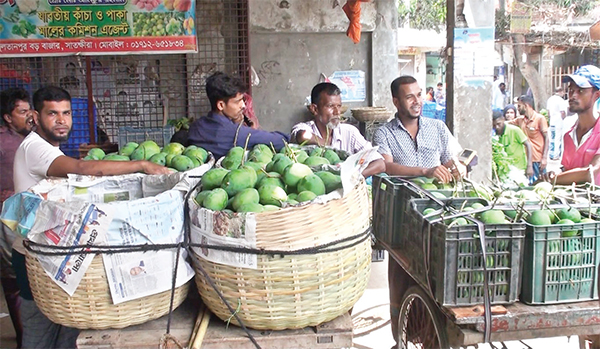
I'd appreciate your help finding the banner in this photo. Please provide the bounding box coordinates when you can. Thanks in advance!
[0,0,197,56]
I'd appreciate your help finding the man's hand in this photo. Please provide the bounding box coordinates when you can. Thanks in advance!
[526,164,534,178]
[537,171,556,183]
[424,165,453,183]
[541,158,547,170]
[141,161,171,175]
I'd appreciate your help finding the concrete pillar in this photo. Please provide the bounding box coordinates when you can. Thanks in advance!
[447,0,495,183]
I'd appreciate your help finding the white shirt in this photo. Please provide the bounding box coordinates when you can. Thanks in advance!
[291,120,381,157]
[547,94,568,127]
[13,132,64,193]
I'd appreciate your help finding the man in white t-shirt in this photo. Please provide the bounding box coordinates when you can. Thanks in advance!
[290,82,385,177]
[546,86,569,160]
[12,86,170,349]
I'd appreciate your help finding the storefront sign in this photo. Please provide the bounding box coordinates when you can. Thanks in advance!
[0,0,197,56]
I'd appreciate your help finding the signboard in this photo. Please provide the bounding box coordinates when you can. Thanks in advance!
[327,70,366,103]
[510,2,532,34]
[454,27,495,87]
[0,0,197,56]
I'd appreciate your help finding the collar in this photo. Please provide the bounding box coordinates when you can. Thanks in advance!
[395,115,422,132]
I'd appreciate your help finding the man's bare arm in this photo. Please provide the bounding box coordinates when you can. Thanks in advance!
[361,159,385,178]
[47,156,170,178]
[553,154,600,185]
[382,154,453,183]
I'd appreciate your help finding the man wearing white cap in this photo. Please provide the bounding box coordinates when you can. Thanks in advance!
[541,65,600,184]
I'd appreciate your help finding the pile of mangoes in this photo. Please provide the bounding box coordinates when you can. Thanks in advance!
[195,144,344,213]
[84,141,209,172]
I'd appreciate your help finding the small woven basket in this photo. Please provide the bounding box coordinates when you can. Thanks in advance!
[190,180,372,330]
[351,107,393,123]
[26,253,190,330]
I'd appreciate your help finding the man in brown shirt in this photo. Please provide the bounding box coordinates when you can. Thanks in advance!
[510,94,549,184]
[0,87,33,348]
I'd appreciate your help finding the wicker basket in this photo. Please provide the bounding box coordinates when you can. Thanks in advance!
[26,253,190,330]
[190,180,372,330]
[351,107,393,123]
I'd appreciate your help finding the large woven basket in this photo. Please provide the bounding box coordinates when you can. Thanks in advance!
[26,253,190,329]
[190,180,372,330]
[351,107,393,123]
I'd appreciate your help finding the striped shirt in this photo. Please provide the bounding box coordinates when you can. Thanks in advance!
[373,116,453,168]
[291,121,380,156]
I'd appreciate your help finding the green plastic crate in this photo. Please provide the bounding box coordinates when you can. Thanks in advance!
[521,221,600,304]
[408,198,525,306]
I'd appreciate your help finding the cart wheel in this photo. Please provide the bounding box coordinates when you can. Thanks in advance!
[398,285,449,349]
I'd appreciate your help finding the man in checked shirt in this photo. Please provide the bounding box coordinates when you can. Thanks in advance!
[373,75,463,348]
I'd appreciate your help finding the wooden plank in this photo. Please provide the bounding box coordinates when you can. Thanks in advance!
[458,325,600,346]
[449,305,508,320]
[201,313,353,349]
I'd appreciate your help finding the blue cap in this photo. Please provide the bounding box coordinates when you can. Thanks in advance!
[562,65,600,90]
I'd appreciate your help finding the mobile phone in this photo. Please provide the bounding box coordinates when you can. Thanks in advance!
[458,148,477,166]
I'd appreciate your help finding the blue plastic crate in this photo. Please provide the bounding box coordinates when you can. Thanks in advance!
[118,126,174,148]
[0,78,32,93]
[59,98,97,158]
[434,108,446,122]
[422,101,436,119]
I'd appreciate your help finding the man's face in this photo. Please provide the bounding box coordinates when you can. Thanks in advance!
[493,117,505,135]
[34,100,72,145]
[504,108,516,120]
[220,93,246,123]
[3,99,33,136]
[517,102,528,116]
[312,92,342,130]
[499,84,506,93]
[394,82,422,119]
[567,82,600,114]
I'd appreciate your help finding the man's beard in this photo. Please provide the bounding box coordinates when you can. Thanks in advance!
[38,122,70,143]
[326,118,340,130]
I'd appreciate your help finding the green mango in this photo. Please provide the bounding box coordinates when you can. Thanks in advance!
[221,146,244,170]
[253,144,274,156]
[258,185,288,207]
[257,172,285,190]
[165,153,176,167]
[248,148,273,163]
[202,188,228,211]
[294,150,309,164]
[237,202,265,213]
[323,149,341,165]
[283,163,313,187]
[287,193,298,201]
[272,156,294,175]
[262,204,281,211]
[189,156,200,168]
[83,155,97,161]
[138,141,161,160]
[303,156,330,167]
[149,152,168,166]
[103,154,130,161]
[222,168,256,197]
[310,147,325,157]
[124,142,139,149]
[232,188,260,212]
[202,168,230,190]
[87,148,106,160]
[194,190,211,205]
[296,174,326,196]
[527,210,551,226]
[163,142,185,156]
[119,145,137,157]
[171,155,194,172]
[315,171,342,193]
[286,199,299,206]
[240,165,258,187]
[296,190,317,202]
[184,147,208,164]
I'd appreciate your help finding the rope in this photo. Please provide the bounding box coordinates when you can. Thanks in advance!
[158,333,185,349]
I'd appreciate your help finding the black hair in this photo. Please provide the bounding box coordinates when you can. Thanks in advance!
[503,104,517,117]
[311,82,341,105]
[390,76,417,98]
[205,72,247,111]
[493,110,504,120]
[517,95,534,108]
[1,88,30,125]
[33,86,71,113]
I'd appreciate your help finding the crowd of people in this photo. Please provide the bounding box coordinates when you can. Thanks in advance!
[1,65,600,348]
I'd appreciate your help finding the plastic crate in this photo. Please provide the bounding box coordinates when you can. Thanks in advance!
[407,198,525,306]
[0,78,32,93]
[60,98,97,158]
[521,221,600,304]
[422,101,436,119]
[118,126,174,148]
[371,249,385,262]
[372,176,422,247]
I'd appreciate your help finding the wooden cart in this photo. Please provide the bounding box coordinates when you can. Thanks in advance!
[380,240,600,349]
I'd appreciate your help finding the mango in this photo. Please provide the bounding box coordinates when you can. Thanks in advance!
[248,148,273,163]
[253,144,274,156]
[163,142,185,156]
[556,208,581,223]
[103,154,130,161]
[83,155,96,161]
[202,168,229,190]
[479,210,506,224]
[527,210,551,226]
[194,190,211,205]
[237,203,265,213]
[232,188,260,212]
[221,168,256,197]
[315,171,342,193]
[294,150,309,164]
[323,149,341,165]
[184,147,208,164]
[296,190,317,202]
[258,185,288,207]
[556,219,577,237]
[304,156,330,167]
[139,140,161,159]
[119,145,137,157]
[272,156,293,175]
[286,199,299,206]
[171,155,194,172]
[124,142,139,149]
[202,188,228,211]
[87,148,106,160]
[222,146,244,170]
[258,172,285,190]
[287,193,298,201]
[310,147,325,157]
[297,174,325,196]
[165,153,176,167]
[149,152,167,166]
[283,163,313,187]
[262,205,281,211]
